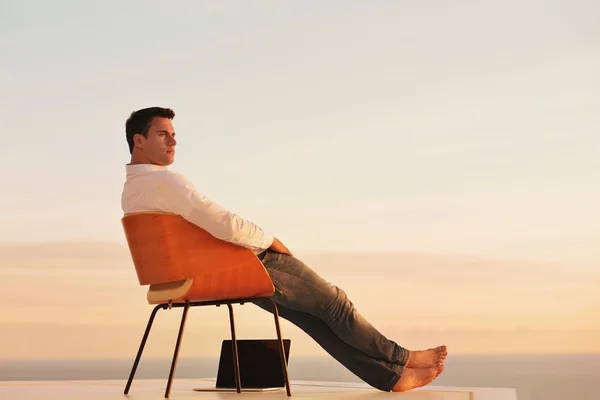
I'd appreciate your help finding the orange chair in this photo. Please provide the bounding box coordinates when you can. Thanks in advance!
[121,212,291,398]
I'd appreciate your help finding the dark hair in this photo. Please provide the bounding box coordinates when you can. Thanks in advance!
[125,107,175,154]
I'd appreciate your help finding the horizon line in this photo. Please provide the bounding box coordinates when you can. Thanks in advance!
[0,240,574,264]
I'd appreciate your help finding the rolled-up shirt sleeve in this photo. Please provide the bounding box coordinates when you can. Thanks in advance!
[156,172,274,250]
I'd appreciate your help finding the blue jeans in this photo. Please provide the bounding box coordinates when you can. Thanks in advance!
[252,250,409,391]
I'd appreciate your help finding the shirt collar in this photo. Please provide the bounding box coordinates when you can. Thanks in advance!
[125,163,169,177]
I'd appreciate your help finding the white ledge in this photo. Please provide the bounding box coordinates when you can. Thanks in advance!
[0,378,518,399]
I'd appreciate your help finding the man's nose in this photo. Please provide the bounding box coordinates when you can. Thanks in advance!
[168,135,177,146]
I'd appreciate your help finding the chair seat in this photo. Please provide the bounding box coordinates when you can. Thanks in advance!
[147,279,194,304]
[147,270,275,305]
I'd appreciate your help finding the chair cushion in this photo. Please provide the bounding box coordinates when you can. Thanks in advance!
[147,279,194,304]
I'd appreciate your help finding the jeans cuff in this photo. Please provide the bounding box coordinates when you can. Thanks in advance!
[392,342,410,366]
[382,363,404,392]
[398,346,410,366]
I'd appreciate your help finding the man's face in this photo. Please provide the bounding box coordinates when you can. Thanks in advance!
[134,117,177,166]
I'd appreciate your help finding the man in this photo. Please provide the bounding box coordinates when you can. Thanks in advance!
[121,107,447,392]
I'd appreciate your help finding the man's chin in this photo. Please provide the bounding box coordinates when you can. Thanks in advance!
[152,157,175,167]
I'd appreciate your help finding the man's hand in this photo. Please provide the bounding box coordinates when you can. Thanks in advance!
[269,237,293,256]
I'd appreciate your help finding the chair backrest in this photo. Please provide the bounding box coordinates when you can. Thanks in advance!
[121,212,272,288]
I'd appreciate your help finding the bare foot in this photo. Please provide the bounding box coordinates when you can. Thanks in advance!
[406,345,447,368]
[392,365,445,392]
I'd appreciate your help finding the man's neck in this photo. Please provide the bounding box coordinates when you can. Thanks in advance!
[130,153,166,166]
[129,155,149,165]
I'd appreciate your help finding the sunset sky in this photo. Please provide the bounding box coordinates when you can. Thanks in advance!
[1,244,599,359]
[0,2,599,361]
[1,1,598,265]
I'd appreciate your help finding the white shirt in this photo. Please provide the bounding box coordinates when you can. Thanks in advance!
[121,164,274,254]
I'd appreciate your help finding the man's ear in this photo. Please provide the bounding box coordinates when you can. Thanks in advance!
[134,133,145,149]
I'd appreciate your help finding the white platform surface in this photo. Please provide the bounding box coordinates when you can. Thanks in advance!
[0,378,517,400]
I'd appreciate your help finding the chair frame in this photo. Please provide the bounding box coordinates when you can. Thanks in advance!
[123,296,291,398]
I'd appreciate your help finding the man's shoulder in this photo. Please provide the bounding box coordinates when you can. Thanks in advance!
[150,169,200,196]
[151,168,193,184]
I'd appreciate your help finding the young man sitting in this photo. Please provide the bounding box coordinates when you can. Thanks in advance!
[121,107,447,392]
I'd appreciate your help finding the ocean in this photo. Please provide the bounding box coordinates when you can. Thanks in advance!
[1,353,598,400]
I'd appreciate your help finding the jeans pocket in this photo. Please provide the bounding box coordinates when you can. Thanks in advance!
[271,277,286,300]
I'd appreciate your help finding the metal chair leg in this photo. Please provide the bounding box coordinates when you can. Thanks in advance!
[124,304,164,394]
[267,299,292,396]
[227,303,242,393]
[126,297,291,397]
[164,301,190,398]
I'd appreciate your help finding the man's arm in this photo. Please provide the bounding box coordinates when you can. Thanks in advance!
[157,172,291,254]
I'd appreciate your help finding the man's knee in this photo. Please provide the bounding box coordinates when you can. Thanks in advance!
[322,285,355,322]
